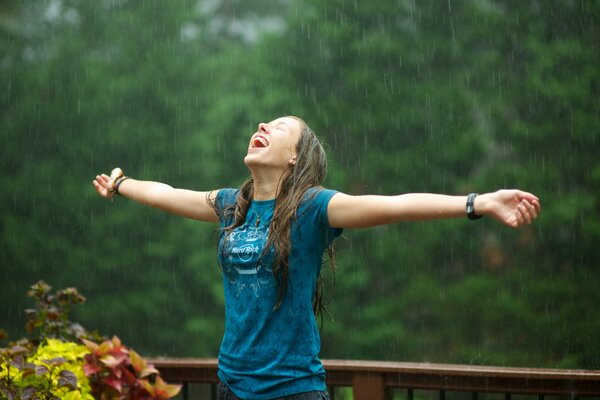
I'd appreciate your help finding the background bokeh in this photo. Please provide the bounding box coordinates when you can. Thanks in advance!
[1,0,599,369]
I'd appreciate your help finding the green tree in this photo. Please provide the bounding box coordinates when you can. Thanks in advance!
[1,0,599,369]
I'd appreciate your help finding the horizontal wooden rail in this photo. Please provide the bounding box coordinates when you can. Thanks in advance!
[149,357,600,399]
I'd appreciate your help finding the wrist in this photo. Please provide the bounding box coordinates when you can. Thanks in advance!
[466,193,483,220]
[474,193,491,217]
[113,176,130,195]
[107,167,125,195]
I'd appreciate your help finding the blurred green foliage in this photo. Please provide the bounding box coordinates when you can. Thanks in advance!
[1,0,598,369]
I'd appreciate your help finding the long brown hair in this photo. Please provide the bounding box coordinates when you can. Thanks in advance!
[217,116,336,316]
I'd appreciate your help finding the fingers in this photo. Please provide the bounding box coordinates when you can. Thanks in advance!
[92,174,113,199]
[517,201,531,225]
[515,199,540,227]
[92,168,125,200]
[530,199,541,216]
[95,175,109,188]
[92,179,106,196]
[515,190,540,204]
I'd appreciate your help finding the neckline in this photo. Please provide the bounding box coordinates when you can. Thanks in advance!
[251,198,276,206]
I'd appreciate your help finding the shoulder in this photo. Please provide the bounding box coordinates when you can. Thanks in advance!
[302,187,340,204]
[297,187,341,221]
[215,188,240,210]
[298,187,344,240]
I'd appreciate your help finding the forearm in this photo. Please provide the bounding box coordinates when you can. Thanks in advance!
[108,176,218,222]
[328,192,490,228]
[329,189,540,229]
[361,193,478,226]
[386,193,472,222]
[115,178,174,209]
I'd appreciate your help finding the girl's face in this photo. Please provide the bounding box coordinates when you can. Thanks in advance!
[244,116,301,171]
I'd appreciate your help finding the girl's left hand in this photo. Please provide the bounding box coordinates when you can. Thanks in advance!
[477,190,541,228]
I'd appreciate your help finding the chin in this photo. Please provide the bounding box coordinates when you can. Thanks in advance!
[244,153,255,165]
[244,153,263,169]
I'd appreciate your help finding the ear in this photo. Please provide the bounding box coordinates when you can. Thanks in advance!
[289,157,297,166]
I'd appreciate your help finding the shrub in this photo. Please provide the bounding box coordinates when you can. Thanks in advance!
[82,336,180,400]
[0,282,181,400]
[24,281,92,343]
[0,339,92,400]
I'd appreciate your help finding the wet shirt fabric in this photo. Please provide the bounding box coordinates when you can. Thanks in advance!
[214,188,343,400]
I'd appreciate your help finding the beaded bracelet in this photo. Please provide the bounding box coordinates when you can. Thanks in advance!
[107,170,123,195]
[113,176,130,196]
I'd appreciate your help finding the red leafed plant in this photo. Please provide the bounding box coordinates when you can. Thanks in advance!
[82,336,181,400]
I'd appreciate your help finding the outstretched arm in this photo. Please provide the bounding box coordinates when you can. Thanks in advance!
[327,190,540,229]
[92,168,219,223]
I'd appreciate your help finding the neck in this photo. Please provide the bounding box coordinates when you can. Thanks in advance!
[252,180,279,200]
[250,167,288,201]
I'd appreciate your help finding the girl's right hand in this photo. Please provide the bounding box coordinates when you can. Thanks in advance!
[92,167,123,199]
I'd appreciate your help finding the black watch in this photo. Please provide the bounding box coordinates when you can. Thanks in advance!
[466,193,482,220]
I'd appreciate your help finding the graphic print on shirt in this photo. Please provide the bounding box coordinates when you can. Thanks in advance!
[223,225,275,298]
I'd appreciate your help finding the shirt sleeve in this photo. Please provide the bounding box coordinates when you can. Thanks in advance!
[215,188,239,227]
[306,188,344,246]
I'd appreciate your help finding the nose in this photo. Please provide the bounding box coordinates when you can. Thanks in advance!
[258,123,270,134]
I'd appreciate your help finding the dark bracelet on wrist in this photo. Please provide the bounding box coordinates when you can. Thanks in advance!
[466,193,482,220]
[114,176,130,196]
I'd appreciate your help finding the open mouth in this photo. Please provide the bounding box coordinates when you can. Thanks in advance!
[251,135,269,148]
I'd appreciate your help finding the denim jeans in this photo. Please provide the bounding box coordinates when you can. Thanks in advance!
[217,381,330,400]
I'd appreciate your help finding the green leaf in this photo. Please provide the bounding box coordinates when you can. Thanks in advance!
[153,375,182,399]
[128,349,146,372]
[80,338,99,353]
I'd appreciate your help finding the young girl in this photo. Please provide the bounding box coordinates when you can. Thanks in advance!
[93,116,540,400]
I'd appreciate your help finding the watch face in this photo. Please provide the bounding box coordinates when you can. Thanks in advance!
[467,193,482,220]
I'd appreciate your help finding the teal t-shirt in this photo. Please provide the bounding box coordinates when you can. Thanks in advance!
[214,188,342,400]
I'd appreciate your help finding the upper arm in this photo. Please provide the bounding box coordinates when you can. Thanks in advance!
[327,192,466,228]
[327,192,401,229]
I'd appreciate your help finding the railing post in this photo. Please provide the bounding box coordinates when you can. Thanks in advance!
[352,372,390,400]
[181,382,189,400]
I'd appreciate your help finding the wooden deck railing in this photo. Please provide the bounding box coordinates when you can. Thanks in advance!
[149,358,600,400]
